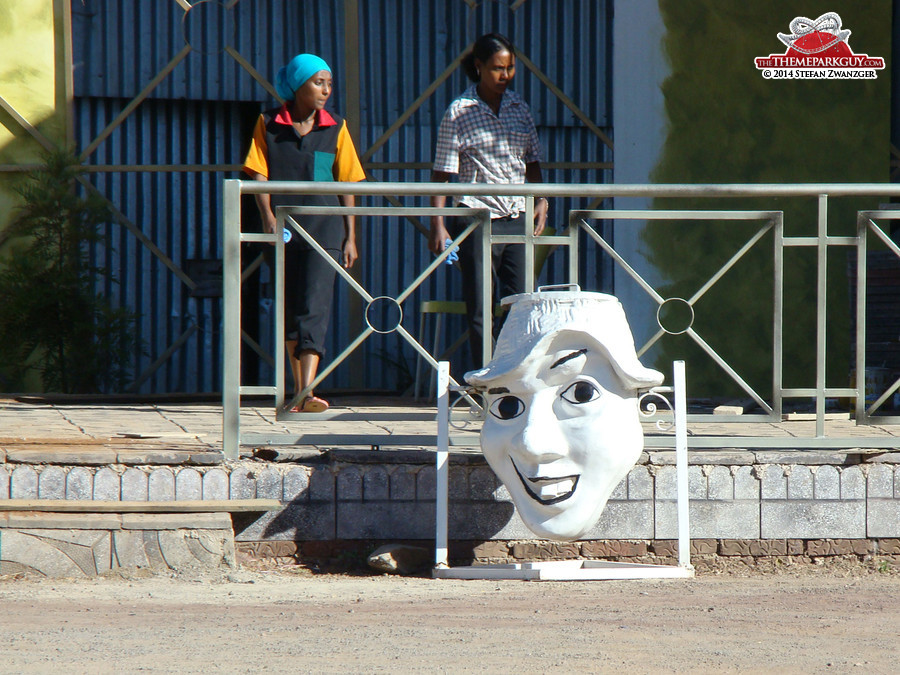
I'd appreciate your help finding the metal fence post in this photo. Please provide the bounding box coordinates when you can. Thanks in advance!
[222,179,242,460]
[815,195,828,437]
[772,212,784,419]
[524,195,535,292]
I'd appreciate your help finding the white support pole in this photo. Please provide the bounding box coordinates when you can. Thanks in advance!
[674,360,691,568]
[435,361,450,568]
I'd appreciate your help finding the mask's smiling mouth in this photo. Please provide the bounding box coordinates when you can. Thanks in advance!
[511,459,579,505]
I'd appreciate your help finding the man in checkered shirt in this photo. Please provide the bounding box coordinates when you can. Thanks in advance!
[429,33,549,369]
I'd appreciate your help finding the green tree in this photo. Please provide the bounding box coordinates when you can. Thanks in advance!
[644,1,890,398]
[0,150,139,393]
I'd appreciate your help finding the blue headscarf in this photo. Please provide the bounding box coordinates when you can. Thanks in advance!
[275,53,332,101]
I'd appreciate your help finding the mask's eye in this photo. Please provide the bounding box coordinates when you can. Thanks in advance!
[489,395,525,420]
[560,381,601,405]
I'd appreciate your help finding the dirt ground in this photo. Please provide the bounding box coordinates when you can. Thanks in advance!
[1,561,898,674]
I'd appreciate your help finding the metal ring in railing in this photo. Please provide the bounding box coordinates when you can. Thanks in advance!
[656,297,695,335]
[364,295,404,334]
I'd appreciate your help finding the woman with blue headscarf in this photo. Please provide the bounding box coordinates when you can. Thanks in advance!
[244,53,366,412]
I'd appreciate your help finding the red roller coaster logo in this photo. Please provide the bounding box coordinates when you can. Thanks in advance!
[754,12,885,80]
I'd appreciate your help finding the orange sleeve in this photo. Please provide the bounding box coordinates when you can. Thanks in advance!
[242,115,268,178]
[333,120,366,182]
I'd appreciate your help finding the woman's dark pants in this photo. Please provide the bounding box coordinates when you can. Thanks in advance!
[450,213,527,368]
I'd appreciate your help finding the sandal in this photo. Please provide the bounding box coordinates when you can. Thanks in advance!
[289,395,329,413]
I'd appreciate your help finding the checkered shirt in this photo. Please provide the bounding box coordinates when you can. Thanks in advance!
[433,85,542,219]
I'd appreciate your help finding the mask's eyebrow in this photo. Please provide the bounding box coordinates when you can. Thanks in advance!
[550,348,588,370]
[488,387,509,394]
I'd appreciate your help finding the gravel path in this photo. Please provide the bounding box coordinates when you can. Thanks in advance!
[2,564,898,673]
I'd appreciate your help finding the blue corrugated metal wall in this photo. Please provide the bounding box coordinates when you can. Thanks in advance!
[71,0,613,394]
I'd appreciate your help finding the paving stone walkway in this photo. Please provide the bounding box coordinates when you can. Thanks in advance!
[2,395,900,465]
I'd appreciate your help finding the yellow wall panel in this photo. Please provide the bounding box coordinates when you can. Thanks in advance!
[0,0,69,242]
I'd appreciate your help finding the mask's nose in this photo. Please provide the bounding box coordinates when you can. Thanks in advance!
[513,391,568,464]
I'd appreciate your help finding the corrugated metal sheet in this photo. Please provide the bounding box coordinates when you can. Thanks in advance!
[72,0,346,106]
[76,97,252,393]
[71,0,613,394]
[357,0,610,129]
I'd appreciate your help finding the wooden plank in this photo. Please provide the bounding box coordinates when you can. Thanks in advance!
[0,499,281,513]
[782,412,851,422]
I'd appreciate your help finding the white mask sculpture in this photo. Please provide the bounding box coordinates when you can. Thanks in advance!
[465,290,664,541]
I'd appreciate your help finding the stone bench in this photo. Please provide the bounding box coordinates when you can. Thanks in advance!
[0,499,280,578]
[0,499,281,512]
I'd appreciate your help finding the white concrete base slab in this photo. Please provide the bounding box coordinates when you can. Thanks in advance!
[432,559,694,581]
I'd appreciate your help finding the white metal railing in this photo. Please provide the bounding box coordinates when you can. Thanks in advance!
[222,180,900,459]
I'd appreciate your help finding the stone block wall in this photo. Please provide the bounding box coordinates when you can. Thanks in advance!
[2,451,900,546]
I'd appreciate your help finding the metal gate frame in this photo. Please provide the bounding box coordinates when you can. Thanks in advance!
[571,208,784,423]
[270,205,490,414]
[224,179,900,459]
[856,210,900,424]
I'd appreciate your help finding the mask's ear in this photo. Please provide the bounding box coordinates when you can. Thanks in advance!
[588,333,665,392]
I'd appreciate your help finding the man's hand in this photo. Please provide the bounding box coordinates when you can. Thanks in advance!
[429,216,450,255]
[429,171,452,254]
